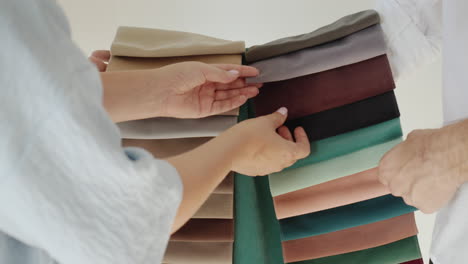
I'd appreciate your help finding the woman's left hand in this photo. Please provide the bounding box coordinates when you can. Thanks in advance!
[153,62,261,118]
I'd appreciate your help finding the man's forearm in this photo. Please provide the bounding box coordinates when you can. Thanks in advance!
[166,128,246,232]
[442,119,468,185]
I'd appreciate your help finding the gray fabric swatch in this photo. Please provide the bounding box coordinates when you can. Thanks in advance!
[118,116,237,139]
[244,10,380,63]
[247,25,386,84]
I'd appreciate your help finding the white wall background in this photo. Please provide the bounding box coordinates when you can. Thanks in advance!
[57,0,442,262]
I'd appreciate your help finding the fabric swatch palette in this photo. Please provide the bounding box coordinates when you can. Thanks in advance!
[108,9,424,264]
[107,27,246,264]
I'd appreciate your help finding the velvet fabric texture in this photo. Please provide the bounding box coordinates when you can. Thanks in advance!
[269,138,401,197]
[245,10,380,62]
[279,194,417,241]
[273,168,390,219]
[282,213,418,263]
[285,118,402,171]
[291,236,422,264]
[254,56,395,121]
[285,91,400,141]
[193,193,233,219]
[233,102,284,264]
[247,25,387,84]
[111,26,245,57]
[117,116,238,139]
[171,219,234,242]
[401,259,424,264]
[163,241,233,264]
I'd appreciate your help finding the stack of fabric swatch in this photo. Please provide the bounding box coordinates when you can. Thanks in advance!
[107,27,246,264]
[243,10,424,264]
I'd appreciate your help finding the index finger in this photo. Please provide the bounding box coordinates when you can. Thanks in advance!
[91,50,111,62]
[292,127,310,159]
[212,64,259,78]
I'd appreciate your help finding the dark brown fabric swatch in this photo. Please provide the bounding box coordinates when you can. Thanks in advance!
[254,55,395,120]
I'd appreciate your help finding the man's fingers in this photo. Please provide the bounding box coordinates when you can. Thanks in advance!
[211,95,247,115]
[213,64,260,78]
[215,86,259,100]
[89,56,107,72]
[278,126,293,141]
[293,126,311,159]
[91,50,111,62]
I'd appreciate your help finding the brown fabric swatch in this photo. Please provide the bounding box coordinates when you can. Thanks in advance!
[107,54,241,71]
[282,213,418,263]
[214,172,234,194]
[245,10,380,62]
[107,55,240,116]
[111,26,245,57]
[171,219,234,242]
[273,168,389,219]
[254,55,395,120]
[193,193,233,219]
[163,241,233,264]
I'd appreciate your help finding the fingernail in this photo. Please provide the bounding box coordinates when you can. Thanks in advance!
[228,70,239,76]
[277,107,288,116]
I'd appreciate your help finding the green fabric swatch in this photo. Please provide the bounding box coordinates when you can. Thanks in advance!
[279,194,417,241]
[269,137,402,197]
[234,101,284,264]
[292,236,422,264]
[285,118,402,171]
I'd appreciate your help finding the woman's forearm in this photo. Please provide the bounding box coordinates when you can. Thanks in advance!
[100,70,162,123]
[166,128,247,232]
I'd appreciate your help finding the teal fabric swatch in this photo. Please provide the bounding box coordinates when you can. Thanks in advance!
[234,101,284,264]
[269,137,402,197]
[279,194,417,241]
[285,118,402,171]
[291,236,422,264]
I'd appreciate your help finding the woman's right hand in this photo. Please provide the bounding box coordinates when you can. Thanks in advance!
[227,107,310,176]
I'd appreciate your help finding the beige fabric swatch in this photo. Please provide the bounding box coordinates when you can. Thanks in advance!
[111,26,245,57]
[163,241,233,264]
[193,193,233,219]
[171,219,234,242]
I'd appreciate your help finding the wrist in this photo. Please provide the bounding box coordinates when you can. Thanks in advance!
[443,120,468,186]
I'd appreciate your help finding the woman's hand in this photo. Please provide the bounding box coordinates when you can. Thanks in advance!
[151,62,262,118]
[101,61,261,122]
[227,107,311,176]
[89,50,110,72]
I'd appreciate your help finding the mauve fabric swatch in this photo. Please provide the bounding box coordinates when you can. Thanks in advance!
[269,138,401,197]
[273,168,390,219]
[285,118,402,171]
[285,91,400,141]
[111,26,245,57]
[282,213,418,263]
[245,10,380,62]
[163,241,233,264]
[117,116,238,139]
[193,193,233,219]
[401,259,424,264]
[291,236,422,264]
[171,219,234,242]
[247,25,386,84]
[279,195,417,241]
[254,55,395,122]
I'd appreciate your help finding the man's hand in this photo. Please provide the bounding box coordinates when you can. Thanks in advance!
[378,121,468,213]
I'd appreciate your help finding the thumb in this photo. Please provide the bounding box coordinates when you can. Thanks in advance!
[201,64,240,84]
[265,107,288,128]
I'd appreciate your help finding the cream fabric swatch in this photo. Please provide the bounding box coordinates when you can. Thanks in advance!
[117,116,238,139]
[111,26,245,57]
[163,241,233,264]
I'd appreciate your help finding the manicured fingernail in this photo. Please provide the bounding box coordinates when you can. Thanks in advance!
[228,69,239,76]
[277,107,288,116]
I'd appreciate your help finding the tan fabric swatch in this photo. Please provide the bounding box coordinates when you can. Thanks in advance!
[214,172,234,194]
[282,213,418,263]
[163,241,233,264]
[273,168,389,219]
[111,26,245,57]
[171,219,234,242]
[193,193,233,219]
[107,54,241,71]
